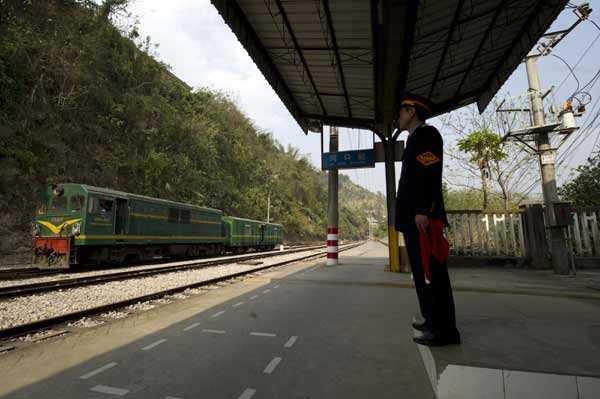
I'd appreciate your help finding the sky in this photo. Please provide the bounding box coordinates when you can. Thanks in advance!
[123,0,600,198]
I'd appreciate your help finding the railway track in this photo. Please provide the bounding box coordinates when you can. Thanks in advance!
[0,245,312,282]
[0,267,58,280]
[0,244,325,299]
[0,242,363,340]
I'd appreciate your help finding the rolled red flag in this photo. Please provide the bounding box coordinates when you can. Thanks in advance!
[418,219,450,284]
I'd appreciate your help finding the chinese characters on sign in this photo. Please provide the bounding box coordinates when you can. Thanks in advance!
[322,149,376,170]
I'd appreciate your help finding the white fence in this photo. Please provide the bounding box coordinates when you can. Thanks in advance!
[569,209,600,257]
[446,208,600,259]
[446,211,526,257]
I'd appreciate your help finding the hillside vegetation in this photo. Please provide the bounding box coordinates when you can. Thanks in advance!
[0,0,385,253]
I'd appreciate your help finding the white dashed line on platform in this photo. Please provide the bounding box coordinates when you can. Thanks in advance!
[274,285,280,289]
[233,301,245,308]
[90,385,129,396]
[211,310,226,318]
[183,322,201,331]
[202,329,226,334]
[250,332,276,337]
[284,336,298,348]
[263,357,282,374]
[250,295,259,300]
[238,388,256,399]
[262,289,271,294]
[164,396,183,399]
[79,362,118,379]
[141,338,167,351]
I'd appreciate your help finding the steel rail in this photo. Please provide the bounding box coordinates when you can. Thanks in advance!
[0,244,327,299]
[0,267,58,280]
[0,242,363,339]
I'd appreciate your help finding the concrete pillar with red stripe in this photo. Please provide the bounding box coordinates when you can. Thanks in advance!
[327,126,339,265]
[327,227,338,265]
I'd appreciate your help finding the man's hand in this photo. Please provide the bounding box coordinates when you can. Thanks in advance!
[415,214,429,234]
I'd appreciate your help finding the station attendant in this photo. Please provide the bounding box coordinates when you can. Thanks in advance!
[395,95,460,346]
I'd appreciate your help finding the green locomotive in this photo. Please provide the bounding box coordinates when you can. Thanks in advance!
[32,183,283,269]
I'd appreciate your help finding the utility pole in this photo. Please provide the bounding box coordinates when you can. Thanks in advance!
[525,56,570,275]
[266,189,271,223]
[327,126,339,266]
[266,174,278,224]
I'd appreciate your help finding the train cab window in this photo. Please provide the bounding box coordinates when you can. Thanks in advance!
[49,196,67,213]
[37,202,47,215]
[168,208,179,223]
[70,195,84,212]
[180,210,191,224]
[244,224,252,235]
[89,197,114,215]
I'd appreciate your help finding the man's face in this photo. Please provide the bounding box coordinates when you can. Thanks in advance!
[397,106,415,131]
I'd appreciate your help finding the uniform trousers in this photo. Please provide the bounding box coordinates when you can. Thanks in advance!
[402,222,459,337]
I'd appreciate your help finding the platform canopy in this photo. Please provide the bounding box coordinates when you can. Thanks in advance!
[210,0,568,133]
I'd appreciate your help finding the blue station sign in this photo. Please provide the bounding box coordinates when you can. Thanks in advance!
[322,149,375,170]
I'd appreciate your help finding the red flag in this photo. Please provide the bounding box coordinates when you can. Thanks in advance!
[418,219,450,284]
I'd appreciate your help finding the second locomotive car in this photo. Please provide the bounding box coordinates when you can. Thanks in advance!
[32,183,283,269]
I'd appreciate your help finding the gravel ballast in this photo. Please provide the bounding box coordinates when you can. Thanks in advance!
[0,248,316,289]
[0,249,325,331]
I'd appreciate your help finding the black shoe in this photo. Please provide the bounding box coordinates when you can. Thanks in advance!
[413,331,461,346]
[411,321,430,332]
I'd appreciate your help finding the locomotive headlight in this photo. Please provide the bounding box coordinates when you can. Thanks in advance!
[32,223,41,237]
[72,222,81,236]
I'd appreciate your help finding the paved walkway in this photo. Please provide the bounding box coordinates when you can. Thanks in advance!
[0,241,599,398]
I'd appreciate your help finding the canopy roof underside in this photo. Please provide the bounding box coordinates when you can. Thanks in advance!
[210,0,568,133]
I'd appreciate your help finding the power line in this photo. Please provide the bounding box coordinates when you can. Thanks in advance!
[552,53,580,93]
[555,30,600,93]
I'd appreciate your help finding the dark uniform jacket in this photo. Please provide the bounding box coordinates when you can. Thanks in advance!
[395,124,447,232]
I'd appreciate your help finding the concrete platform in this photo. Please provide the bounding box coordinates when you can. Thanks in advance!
[1,241,600,399]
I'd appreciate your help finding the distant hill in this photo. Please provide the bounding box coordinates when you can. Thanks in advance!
[0,0,385,252]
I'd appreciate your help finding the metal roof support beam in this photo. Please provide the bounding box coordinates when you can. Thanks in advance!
[454,0,507,98]
[429,0,465,99]
[274,0,328,116]
[370,0,382,133]
[210,0,306,131]
[379,0,419,127]
[382,0,419,124]
[477,0,569,111]
[303,114,374,131]
[322,0,352,118]
[267,46,368,51]
[418,5,509,42]
[412,63,495,93]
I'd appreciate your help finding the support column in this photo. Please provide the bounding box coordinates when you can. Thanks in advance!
[327,126,339,266]
[525,56,570,274]
[383,125,401,272]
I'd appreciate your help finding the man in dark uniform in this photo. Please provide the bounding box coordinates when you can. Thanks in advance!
[395,95,460,346]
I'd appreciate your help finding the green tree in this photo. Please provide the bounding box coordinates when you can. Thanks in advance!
[443,103,536,210]
[457,129,506,210]
[559,154,600,206]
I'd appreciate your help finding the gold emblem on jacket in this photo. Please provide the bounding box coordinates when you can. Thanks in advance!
[416,151,441,166]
